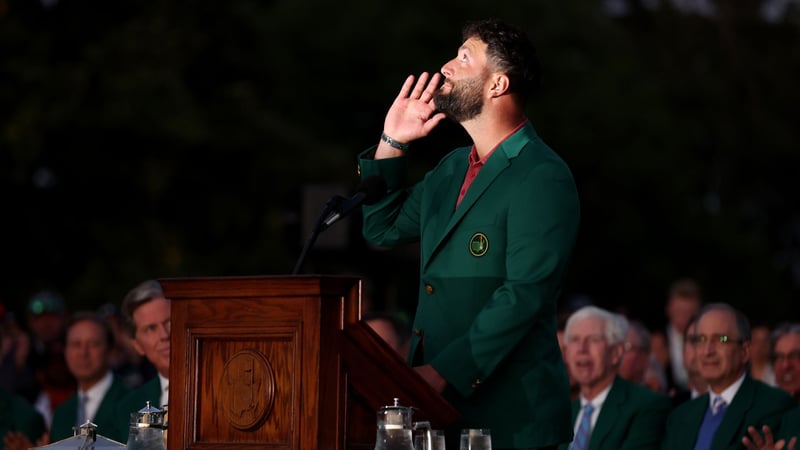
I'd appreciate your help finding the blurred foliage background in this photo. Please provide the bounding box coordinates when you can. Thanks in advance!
[1,0,798,328]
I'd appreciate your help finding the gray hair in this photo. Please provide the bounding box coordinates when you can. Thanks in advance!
[628,320,652,353]
[771,322,800,352]
[121,279,165,337]
[565,305,629,345]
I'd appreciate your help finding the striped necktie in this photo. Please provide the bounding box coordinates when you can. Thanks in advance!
[570,402,595,450]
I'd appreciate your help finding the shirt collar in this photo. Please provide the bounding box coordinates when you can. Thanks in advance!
[580,380,613,409]
[467,118,528,164]
[709,371,746,407]
[158,372,169,393]
[80,370,113,399]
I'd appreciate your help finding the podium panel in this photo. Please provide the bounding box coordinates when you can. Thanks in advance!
[161,276,458,450]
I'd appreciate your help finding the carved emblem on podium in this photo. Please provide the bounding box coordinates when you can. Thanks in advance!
[220,349,275,430]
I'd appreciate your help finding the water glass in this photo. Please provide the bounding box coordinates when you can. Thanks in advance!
[460,428,491,450]
[414,429,446,450]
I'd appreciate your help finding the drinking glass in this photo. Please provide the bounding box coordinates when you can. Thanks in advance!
[460,428,491,450]
[414,429,446,450]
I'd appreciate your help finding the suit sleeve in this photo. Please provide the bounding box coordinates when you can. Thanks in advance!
[358,148,424,246]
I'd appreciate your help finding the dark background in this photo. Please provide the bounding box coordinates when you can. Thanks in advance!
[2,0,798,329]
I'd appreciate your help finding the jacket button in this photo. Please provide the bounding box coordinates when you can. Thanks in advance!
[413,328,424,337]
[471,379,482,390]
[425,284,434,295]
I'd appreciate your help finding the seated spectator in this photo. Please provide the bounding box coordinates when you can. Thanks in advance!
[114,280,171,443]
[663,303,795,450]
[619,319,652,386]
[671,313,708,407]
[559,306,670,450]
[643,354,668,394]
[751,324,776,386]
[50,313,130,442]
[0,386,46,450]
[26,290,75,428]
[663,278,703,392]
[772,323,800,403]
[363,311,411,360]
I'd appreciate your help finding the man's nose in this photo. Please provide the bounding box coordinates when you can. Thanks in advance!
[441,61,454,78]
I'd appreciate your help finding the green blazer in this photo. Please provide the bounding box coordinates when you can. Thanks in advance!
[662,375,796,450]
[778,406,800,442]
[0,387,46,449]
[557,376,671,450]
[50,375,131,443]
[360,122,580,449]
[114,376,163,443]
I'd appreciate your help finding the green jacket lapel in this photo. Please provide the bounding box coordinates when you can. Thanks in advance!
[423,124,534,271]
[589,377,625,450]
[711,376,755,450]
[420,152,468,269]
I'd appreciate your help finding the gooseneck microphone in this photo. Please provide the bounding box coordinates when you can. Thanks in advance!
[321,176,388,230]
[292,176,388,275]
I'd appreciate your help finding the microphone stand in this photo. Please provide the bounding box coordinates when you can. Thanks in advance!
[292,195,344,275]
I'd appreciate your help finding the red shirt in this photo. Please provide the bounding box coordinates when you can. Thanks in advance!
[455,119,528,208]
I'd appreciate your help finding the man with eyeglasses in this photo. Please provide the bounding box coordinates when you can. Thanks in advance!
[663,303,795,450]
[559,306,670,450]
[771,323,800,403]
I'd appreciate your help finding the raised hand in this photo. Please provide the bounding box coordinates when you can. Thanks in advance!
[743,425,797,450]
[377,72,446,159]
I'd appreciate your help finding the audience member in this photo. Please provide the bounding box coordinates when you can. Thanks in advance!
[114,280,171,442]
[663,303,795,450]
[670,313,708,406]
[0,387,46,450]
[26,290,75,429]
[643,354,668,394]
[97,303,154,389]
[0,306,36,402]
[663,278,702,391]
[619,319,652,385]
[772,323,800,403]
[363,311,411,360]
[50,313,130,442]
[751,324,777,386]
[559,306,670,450]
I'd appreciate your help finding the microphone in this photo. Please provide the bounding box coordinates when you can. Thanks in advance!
[322,175,387,229]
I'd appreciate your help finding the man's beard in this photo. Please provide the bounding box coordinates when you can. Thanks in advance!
[433,74,486,122]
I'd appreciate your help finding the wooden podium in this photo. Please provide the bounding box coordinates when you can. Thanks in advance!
[161,276,458,450]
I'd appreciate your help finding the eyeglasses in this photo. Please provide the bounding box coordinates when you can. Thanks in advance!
[772,350,800,364]
[624,342,647,353]
[688,334,743,346]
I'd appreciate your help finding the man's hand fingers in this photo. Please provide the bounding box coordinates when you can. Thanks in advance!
[742,436,758,450]
[763,425,775,446]
[420,73,441,102]
[409,72,430,99]
[396,75,416,100]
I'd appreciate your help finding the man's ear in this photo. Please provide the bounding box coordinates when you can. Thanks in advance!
[489,73,510,97]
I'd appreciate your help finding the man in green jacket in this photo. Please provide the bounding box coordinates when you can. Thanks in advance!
[559,306,670,450]
[51,313,130,442]
[359,18,580,450]
[114,280,171,443]
[0,387,46,450]
[663,304,795,450]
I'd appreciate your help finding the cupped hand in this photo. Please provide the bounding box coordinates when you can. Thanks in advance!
[382,72,447,145]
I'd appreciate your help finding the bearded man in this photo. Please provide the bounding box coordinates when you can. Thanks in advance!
[357,18,580,450]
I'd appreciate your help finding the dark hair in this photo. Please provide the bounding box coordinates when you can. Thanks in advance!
[462,18,541,103]
[668,278,702,301]
[66,311,115,349]
[121,279,165,337]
